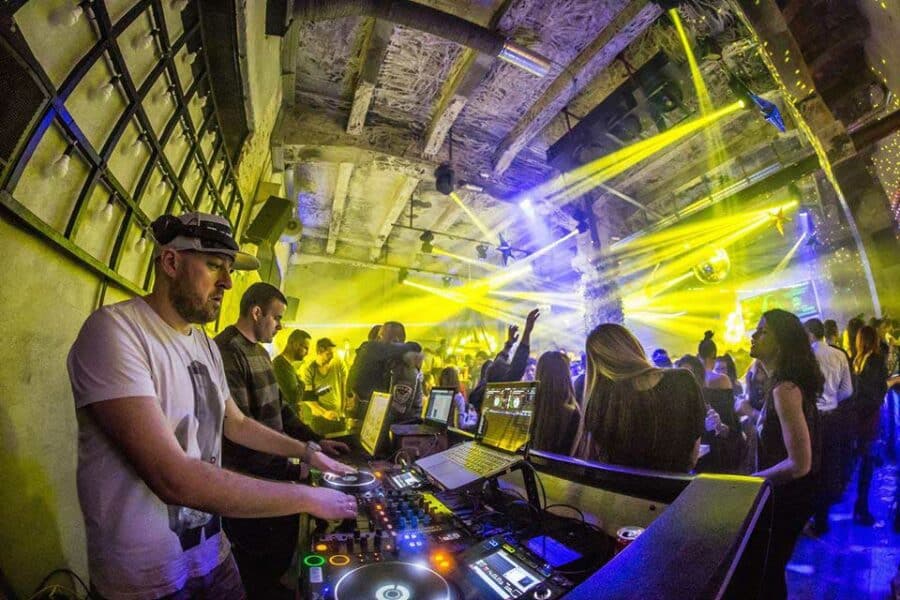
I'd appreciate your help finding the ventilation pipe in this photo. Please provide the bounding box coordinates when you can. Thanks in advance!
[288,0,551,77]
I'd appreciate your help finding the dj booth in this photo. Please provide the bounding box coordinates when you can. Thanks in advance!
[295,384,773,599]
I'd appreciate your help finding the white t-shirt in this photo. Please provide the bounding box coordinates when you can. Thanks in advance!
[67,297,231,599]
[811,340,853,411]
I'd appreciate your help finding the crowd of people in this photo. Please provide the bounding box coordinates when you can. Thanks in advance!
[65,212,900,599]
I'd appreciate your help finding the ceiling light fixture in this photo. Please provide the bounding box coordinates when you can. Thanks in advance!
[419,230,434,254]
[49,2,84,27]
[476,244,488,260]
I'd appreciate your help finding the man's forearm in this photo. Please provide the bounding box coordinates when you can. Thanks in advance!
[167,457,318,518]
[224,412,307,459]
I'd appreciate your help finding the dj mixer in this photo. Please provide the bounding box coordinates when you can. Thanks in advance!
[301,468,612,600]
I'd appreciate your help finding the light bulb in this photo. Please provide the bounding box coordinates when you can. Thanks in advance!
[181,50,198,65]
[98,201,115,224]
[124,135,144,157]
[171,0,190,11]
[132,31,156,51]
[153,89,172,106]
[49,3,84,27]
[45,152,72,180]
[135,234,148,253]
[155,176,169,195]
[92,80,115,103]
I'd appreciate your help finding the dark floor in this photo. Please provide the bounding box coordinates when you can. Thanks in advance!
[787,414,900,599]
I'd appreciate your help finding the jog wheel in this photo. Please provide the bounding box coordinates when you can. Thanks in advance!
[322,470,377,493]
[334,561,452,600]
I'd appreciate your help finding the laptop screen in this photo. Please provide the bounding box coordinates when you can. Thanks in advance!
[477,381,538,453]
[424,387,455,426]
[360,391,392,456]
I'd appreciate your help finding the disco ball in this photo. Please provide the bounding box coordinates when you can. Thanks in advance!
[692,249,731,284]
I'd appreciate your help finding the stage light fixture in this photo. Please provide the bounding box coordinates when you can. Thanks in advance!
[419,230,434,254]
[435,164,456,195]
[398,268,409,284]
[476,244,488,260]
[497,235,513,266]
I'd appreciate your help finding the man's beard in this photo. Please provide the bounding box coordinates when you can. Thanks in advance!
[170,277,219,324]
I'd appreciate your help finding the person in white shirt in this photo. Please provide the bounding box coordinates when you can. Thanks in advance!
[67,212,357,599]
[805,318,853,535]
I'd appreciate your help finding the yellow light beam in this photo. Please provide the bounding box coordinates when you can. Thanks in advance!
[432,246,499,270]
[536,101,744,204]
[449,191,495,242]
[772,233,806,275]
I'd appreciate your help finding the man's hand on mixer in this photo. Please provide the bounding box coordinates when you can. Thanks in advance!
[308,487,359,520]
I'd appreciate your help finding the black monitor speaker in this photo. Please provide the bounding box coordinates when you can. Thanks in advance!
[243,195,294,245]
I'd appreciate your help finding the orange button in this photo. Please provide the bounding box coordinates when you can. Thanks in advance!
[315,544,328,552]
[329,554,350,566]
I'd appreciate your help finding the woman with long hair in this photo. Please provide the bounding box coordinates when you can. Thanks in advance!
[851,325,888,525]
[749,309,822,599]
[576,324,705,472]
[531,352,582,456]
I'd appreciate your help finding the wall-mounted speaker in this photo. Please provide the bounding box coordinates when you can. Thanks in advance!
[0,37,49,169]
[242,195,294,245]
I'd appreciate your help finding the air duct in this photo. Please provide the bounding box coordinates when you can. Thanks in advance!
[282,0,550,77]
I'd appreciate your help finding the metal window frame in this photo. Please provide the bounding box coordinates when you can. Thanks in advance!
[0,0,245,299]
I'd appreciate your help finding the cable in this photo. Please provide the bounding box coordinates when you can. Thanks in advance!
[31,569,94,600]
[544,503,586,524]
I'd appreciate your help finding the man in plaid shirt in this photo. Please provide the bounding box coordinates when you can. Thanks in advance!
[215,282,350,599]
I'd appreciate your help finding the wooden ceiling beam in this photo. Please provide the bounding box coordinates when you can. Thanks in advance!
[371,176,420,260]
[347,19,394,135]
[326,162,355,254]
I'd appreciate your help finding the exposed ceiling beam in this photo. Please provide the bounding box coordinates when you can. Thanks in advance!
[347,19,394,135]
[274,107,437,178]
[492,0,661,175]
[421,0,515,159]
[371,176,420,260]
[280,19,301,107]
[292,250,452,279]
[326,162,355,254]
[423,50,494,158]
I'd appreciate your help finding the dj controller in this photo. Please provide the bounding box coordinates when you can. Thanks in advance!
[302,468,614,600]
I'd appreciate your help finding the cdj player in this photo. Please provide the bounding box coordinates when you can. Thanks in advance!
[302,465,612,599]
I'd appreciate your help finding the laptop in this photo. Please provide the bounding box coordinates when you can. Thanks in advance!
[415,381,538,490]
[391,387,456,436]
[359,391,392,457]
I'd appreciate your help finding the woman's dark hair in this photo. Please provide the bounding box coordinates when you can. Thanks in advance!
[763,309,824,401]
[847,317,864,358]
[716,354,739,386]
[675,354,706,388]
[698,330,717,360]
[532,352,577,453]
[367,324,381,342]
[439,366,461,394]
[855,325,881,361]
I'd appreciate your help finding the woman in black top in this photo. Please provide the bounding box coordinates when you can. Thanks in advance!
[851,325,888,525]
[531,351,581,456]
[576,324,705,473]
[750,309,822,600]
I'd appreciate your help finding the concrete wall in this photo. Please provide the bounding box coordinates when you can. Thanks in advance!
[0,1,279,595]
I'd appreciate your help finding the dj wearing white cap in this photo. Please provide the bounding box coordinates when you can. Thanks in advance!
[67,212,358,600]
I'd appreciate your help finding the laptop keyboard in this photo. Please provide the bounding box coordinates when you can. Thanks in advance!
[444,444,514,475]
